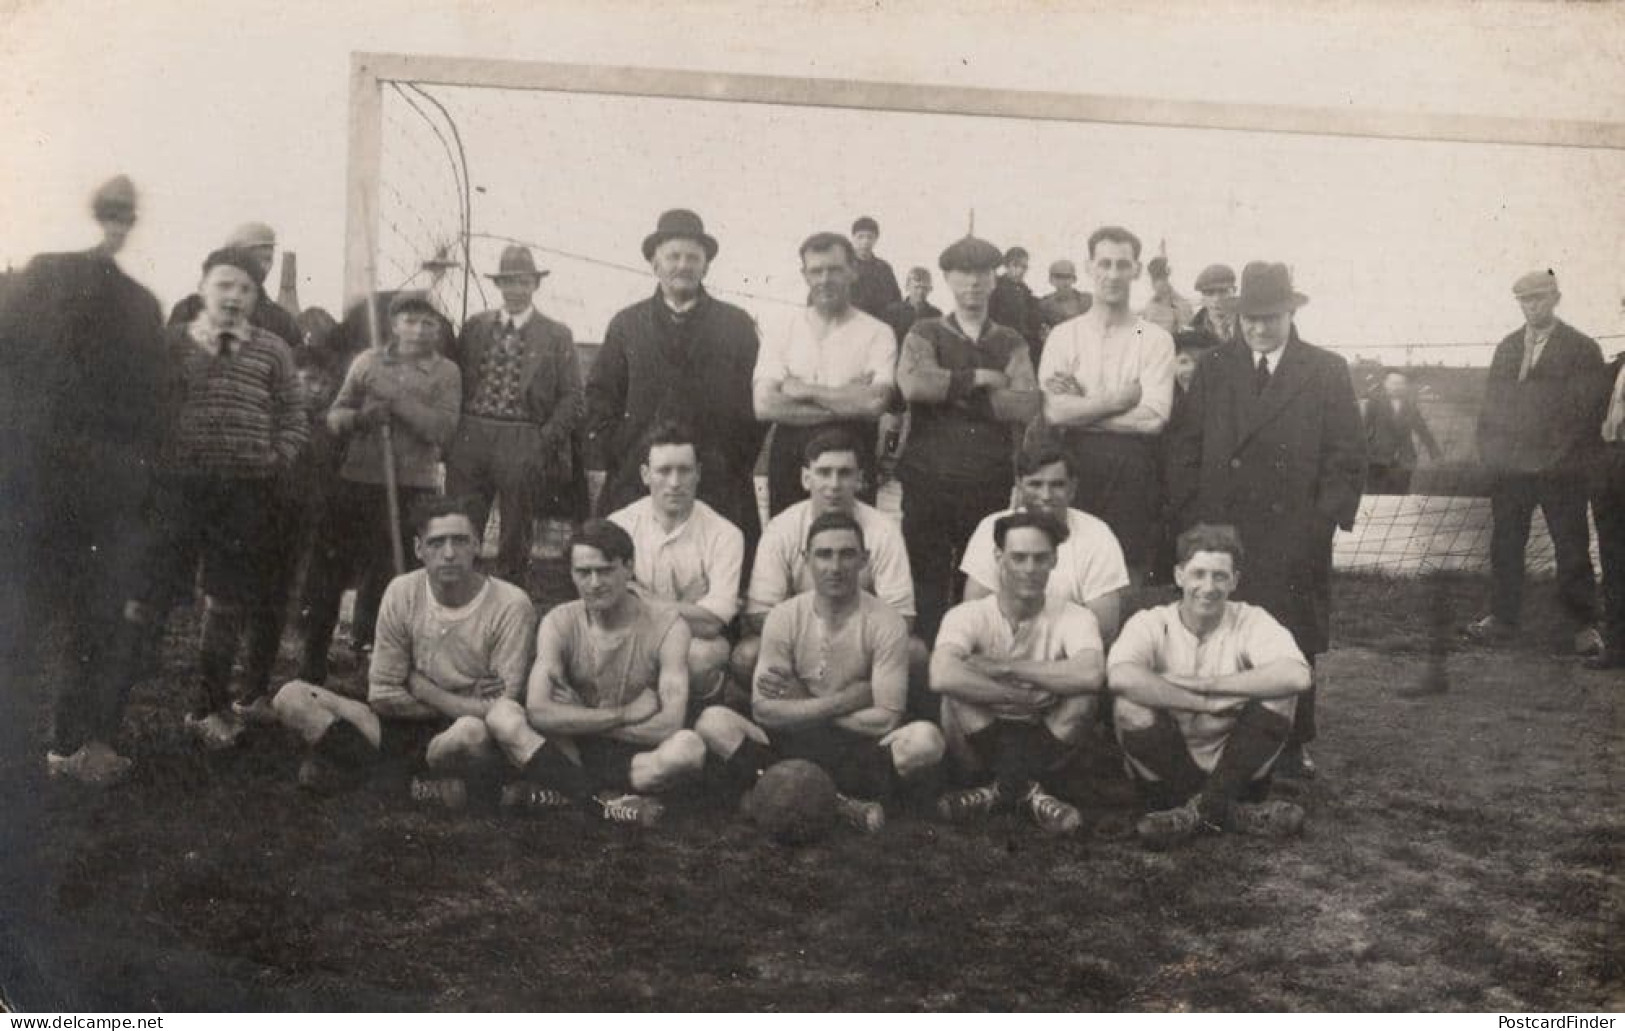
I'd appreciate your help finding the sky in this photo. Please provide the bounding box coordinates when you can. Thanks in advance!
[4,0,1624,363]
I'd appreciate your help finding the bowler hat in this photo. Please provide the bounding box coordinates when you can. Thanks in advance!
[1512,269,1558,298]
[1194,263,1236,293]
[487,245,548,282]
[939,235,1003,273]
[642,209,719,262]
[1236,262,1308,316]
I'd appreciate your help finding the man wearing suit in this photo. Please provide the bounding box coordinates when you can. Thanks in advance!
[1465,270,1603,654]
[586,210,766,555]
[445,246,582,584]
[1588,345,1625,669]
[1166,262,1365,779]
[1363,369,1441,495]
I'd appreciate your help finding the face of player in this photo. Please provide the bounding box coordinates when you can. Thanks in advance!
[496,276,539,315]
[801,449,861,516]
[807,527,867,602]
[199,264,259,329]
[651,238,710,302]
[801,246,856,316]
[1240,310,1293,354]
[852,230,878,259]
[1174,351,1200,392]
[246,244,276,280]
[1088,240,1140,310]
[1050,271,1076,294]
[641,442,700,519]
[295,367,337,410]
[98,212,136,255]
[1174,549,1238,620]
[415,514,481,595]
[945,267,995,315]
[1200,285,1236,317]
[571,545,632,613]
[392,310,440,356]
[1016,460,1075,522]
[1382,372,1410,401]
[906,273,931,304]
[1517,289,1559,330]
[997,526,1058,603]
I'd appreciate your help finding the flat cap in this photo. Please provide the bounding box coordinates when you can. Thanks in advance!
[1512,269,1558,297]
[1194,263,1236,292]
[1049,259,1077,278]
[91,175,138,219]
[938,235,1003,273]
[226,221,277,250]
[388,290,439,318]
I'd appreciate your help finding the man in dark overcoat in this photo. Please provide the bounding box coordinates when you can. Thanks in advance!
[1465,270,1603,653]
[586,209,766,553]
[1166,261,1364,780]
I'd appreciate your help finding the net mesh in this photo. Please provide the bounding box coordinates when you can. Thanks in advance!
[370,75,1618,578]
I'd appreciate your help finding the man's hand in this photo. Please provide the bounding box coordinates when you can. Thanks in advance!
[357,398,391,429]
[670,569,710,604]
[757,666,811,701]
[966,654,1014,681]
[548,674,581,706]
[1109,380,1142,410]
[972,368,1010,390]
[618,689,661,725]
[1045,372,1086,396]
[993,687,1055,718]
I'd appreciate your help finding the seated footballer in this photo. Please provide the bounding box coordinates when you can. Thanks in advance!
[1107,522,1312,849]
[271,495,537,808]
[693,511,945,833]
[484,518,706,826]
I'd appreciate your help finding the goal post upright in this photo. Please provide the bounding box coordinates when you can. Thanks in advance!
[344,52,385,309]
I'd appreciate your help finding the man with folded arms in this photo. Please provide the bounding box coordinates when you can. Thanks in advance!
[1108,523,1311,849]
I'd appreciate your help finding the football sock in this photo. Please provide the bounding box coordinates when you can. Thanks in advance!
[312,717,377,772]
[1197,701,1293,825]
[721,738,775,795]
[197,603,246,716]
[1118,709,1207,803]
[521,741,595,806]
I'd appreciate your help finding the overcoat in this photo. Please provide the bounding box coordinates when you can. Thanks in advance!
[1166,331,1365,655]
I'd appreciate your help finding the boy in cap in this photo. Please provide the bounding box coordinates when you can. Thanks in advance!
[1189,264,1238,345]
[2,175,168,784]
[990,246,1045,359]
[1466,270,1604,653]
[849,216,902,319]
[445,245,582,585]
[168,221,301,351]
[122,246,309,748]
[1140,256,1195,334]
[299,291,462,686]
[1038,259,1092,332]
[896,235,1040,641]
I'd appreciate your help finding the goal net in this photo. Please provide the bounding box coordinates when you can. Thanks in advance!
[351,54,1625,576]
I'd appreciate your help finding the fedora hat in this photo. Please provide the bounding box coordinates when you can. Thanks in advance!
[487,245,548,282]
[1236,261,1308,316]
[641,209,719,262]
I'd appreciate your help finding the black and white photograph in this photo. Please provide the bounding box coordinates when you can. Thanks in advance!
[0,0,1621,1014]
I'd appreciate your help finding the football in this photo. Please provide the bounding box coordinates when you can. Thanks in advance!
[747,759,838,845]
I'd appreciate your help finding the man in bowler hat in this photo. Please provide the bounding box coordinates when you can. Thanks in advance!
[1166,262,1364,779]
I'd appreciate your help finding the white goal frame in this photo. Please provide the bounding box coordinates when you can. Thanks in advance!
[344,50,1625,306]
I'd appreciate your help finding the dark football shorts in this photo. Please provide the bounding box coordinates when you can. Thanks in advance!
[772,725,893,800]
[376,717,451,775]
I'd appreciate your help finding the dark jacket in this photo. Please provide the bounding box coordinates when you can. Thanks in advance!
[989,276,1043,349]
[1363,393,1440,470]
[586,289,765,540]
[881,298,941,347]
[1475,320,1604,474]
[1166,332,1366,655]
[853,256,902,319]
[450,309,582,443]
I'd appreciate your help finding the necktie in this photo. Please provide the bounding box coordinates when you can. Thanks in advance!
[1254,354,1271,394]
[217,332,234,358]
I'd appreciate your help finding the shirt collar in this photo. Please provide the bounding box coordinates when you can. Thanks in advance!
[500,307,535,331]
[187,314,253,355]
[945,311,994,344]
[1525,321,1555,349]
[381,343,437,370]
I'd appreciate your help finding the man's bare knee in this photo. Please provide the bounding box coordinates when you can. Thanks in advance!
[1047,694,1097,743]
[694,705,757,755]
[888,720,945,775]
[729,637,761,685]
[484,697,530,743]
[427,716,493,770]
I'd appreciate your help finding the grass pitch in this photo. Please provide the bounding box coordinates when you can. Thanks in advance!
[1,573,1619,1011]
